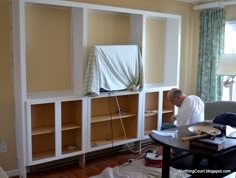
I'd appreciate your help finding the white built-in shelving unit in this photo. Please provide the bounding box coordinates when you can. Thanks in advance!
[11,0,181,177]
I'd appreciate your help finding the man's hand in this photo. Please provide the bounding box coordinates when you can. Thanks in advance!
[170,115,176,123]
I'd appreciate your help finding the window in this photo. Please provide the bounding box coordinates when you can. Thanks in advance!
[222,21,236,101]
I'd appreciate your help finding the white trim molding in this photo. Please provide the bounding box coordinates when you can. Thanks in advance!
[193,0,236,10]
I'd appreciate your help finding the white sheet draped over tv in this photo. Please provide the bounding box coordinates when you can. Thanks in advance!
[84,45,143,96]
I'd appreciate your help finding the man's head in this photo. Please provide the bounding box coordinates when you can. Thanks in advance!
[167,88,185,107]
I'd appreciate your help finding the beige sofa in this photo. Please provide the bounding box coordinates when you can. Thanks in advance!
[205,101,236,121]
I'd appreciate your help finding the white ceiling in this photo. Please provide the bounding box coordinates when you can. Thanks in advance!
[177,0,232,3]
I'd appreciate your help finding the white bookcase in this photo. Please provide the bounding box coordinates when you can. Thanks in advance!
[11,0,181,177]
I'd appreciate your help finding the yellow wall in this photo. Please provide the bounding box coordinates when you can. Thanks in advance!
[145,18,165,83]
[0,0,17,171]
[25,5,72,92]
[1,0,236,173]
[26,5,72,92]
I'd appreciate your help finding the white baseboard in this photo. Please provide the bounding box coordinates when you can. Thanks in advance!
[6,169,18,177]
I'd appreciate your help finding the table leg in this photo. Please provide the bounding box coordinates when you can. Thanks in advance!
[162,145,171,178]
[192,154,202,169]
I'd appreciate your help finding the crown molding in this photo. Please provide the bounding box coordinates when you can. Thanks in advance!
[193,0,236,10]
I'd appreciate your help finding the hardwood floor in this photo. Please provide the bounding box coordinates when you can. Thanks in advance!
[11,144,160,178]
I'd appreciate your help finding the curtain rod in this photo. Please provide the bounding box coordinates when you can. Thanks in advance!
[193,0,236,10]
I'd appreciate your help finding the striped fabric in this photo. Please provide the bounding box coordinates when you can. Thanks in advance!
[84,45,143,96]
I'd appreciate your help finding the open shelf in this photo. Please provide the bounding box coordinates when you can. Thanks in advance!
[30,103,55,161]
[32,133,55,161]
[162,91,174,123]
[61,100,83,154]
[62,129,82,154]
[32,150,55,161]
[144,92,159,135]
[90,94,138,148]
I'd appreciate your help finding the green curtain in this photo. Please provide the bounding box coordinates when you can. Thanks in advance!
[197,8,225,102]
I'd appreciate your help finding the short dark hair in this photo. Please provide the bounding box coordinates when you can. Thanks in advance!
[172,89,183,98]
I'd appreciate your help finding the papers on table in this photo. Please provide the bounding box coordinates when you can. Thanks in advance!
[152,130,178,138]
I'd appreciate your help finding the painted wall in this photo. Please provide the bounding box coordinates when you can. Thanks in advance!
[0,0,18,172]
[1,0,235,174]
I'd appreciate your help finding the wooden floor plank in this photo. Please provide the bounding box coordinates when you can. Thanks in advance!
[11,144,160,178]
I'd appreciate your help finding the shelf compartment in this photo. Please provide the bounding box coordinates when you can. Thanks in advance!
[144,115,158,135]
[31,103,55,134]
[61,100,82,154]
[144,92,159,135]
[162,91,174,123]
[62,129,82,154]
[90,94,139,148]
[91,94,139,117]
[145,92,159,111]
[91,116,138,147]
[32,133,55,161]
[163,91,174,111]
[162,112,174,124]
[61,100,82,129]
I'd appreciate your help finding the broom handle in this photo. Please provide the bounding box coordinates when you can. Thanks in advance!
[180,133,209,142]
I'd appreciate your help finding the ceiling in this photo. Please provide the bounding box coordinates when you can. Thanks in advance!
[177,0,236,10]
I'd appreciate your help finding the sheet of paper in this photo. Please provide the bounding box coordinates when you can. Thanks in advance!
[152,130,178,138]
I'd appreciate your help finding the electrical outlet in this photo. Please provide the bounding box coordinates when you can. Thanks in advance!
[0,139,7,153]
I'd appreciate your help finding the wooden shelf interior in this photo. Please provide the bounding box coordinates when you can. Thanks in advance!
[145,92,159,112]
[31,103,55,135]
[162,112,174,124]
[91,94,138,146]
[61,100,82,128]
[163,90,174,111]
[144,92,159,134]
[144,115,158,135]
[91,116,137,146]
[91,94,138,119]
[162,91,174,123]
[62,129,82,154]
[61,100,82,153]
[32,133,55,160]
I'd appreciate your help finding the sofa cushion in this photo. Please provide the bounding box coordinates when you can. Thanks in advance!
[204,101,236,120]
